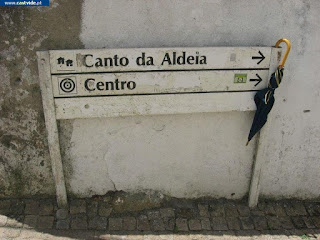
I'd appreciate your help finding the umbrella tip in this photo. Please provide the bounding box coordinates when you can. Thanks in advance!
[246,140,250,146]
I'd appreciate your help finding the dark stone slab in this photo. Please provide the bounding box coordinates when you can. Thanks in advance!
[240,217,255,230]
[71,215,88,230]
[211,217,228,231]
[108,217,123,231]
[37,216,54,229]
[188,219,202,231]
[252,216,268,230]
[176,218,188,232]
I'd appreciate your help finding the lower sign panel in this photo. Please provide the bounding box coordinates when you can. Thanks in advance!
[52,70,269,98]
[54,92,257,119]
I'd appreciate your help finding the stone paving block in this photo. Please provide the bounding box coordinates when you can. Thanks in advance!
[311,216,320,228]
[302,216,316,229]
[291,216,307,229]
[251,209,265,216]
[201,217,211,230]
[87,201,98,217]
[10,200,25,216]
[226,217,241,230]
[109,217,123,231]
[176,218,188,232]
[239,217,254,230]
[176,208,196,218]
[188,219,202,231]
[264,203,276,216]
[123,216,136,231]
[88,216,108,230]
[305,202,320,216]
[165,218,175,231]
[147,210,161,220]
[137,215,150,231]
[56,208,68,220]
[257,201,267,211]
[0,215,8,227]
[272,203,287,217]
[266,216,282,230]
[98,204,113,217]
[211,217,228,231]
[71,215,88,230]
[278,216,294,229]
[37,215,54,229]
[39,200,54,215]
[6,215,24,228]
[151,218,165,231]
[23,215,37,229]
[0,200,11,215]
[236,204,250,217]
[198,204,209,217]
[252,216,268,230]
[160,208,175,218]
[24,200,39,215]
[224,203,239,217]
[210,203,225,217]
[70,199,86,215]
[56,219,70,230]
[284,202,308,216]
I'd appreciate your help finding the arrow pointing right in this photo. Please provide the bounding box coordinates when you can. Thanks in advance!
[250,74,263,87]
[252,51,265,64]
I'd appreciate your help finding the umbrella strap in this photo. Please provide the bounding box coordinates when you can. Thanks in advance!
[268,67,283,88]
[264,89,274,104]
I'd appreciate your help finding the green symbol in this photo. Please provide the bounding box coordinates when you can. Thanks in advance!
[234,74,247,83]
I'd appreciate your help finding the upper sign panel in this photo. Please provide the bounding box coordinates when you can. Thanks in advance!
[49,47,272,74]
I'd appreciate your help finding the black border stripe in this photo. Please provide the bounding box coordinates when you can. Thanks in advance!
[51,68,270,75]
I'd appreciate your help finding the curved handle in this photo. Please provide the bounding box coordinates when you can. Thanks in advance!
[275,38,291,68]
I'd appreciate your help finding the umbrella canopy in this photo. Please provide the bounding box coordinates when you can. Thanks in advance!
[246,38,291,146]
[246,67,283,145]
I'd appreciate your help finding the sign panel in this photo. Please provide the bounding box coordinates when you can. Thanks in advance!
[49,47,272,74]
[37,47,282,119]
[48,47,280,98]
[52,70,269,97]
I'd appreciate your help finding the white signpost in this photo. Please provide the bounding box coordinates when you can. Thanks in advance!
[37,47,282,208]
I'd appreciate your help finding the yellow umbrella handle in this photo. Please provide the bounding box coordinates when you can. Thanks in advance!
[275,38,291,68]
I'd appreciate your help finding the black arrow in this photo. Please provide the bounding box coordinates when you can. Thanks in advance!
[252,51,265,64]
[250,74,262,87]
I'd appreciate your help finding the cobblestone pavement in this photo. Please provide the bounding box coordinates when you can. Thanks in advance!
[0,198,320,239]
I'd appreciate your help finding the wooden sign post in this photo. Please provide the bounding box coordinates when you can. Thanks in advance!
[37,47,281,208]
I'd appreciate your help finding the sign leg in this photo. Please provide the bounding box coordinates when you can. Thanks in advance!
[248,122,271,208]
[37,52,68,208]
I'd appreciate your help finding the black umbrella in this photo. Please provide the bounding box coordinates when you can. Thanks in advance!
[246,39,291,146]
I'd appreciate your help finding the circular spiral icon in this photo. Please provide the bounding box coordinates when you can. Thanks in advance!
[60,78,75,93]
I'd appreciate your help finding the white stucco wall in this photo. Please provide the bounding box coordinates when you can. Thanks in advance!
[64,0,320,199]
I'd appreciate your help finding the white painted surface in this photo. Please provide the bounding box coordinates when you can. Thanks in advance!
[55,92,257,120]
[248,47,282,207]
[37,52,68,207]
[69,112,257,198]
[66,0,320,199]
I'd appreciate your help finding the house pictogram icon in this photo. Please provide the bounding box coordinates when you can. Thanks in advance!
[66,59,73,67]
[57,57,65,64]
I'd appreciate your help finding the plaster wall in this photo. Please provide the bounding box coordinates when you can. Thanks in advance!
[1,0,319,200]
[67,0,319,199]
